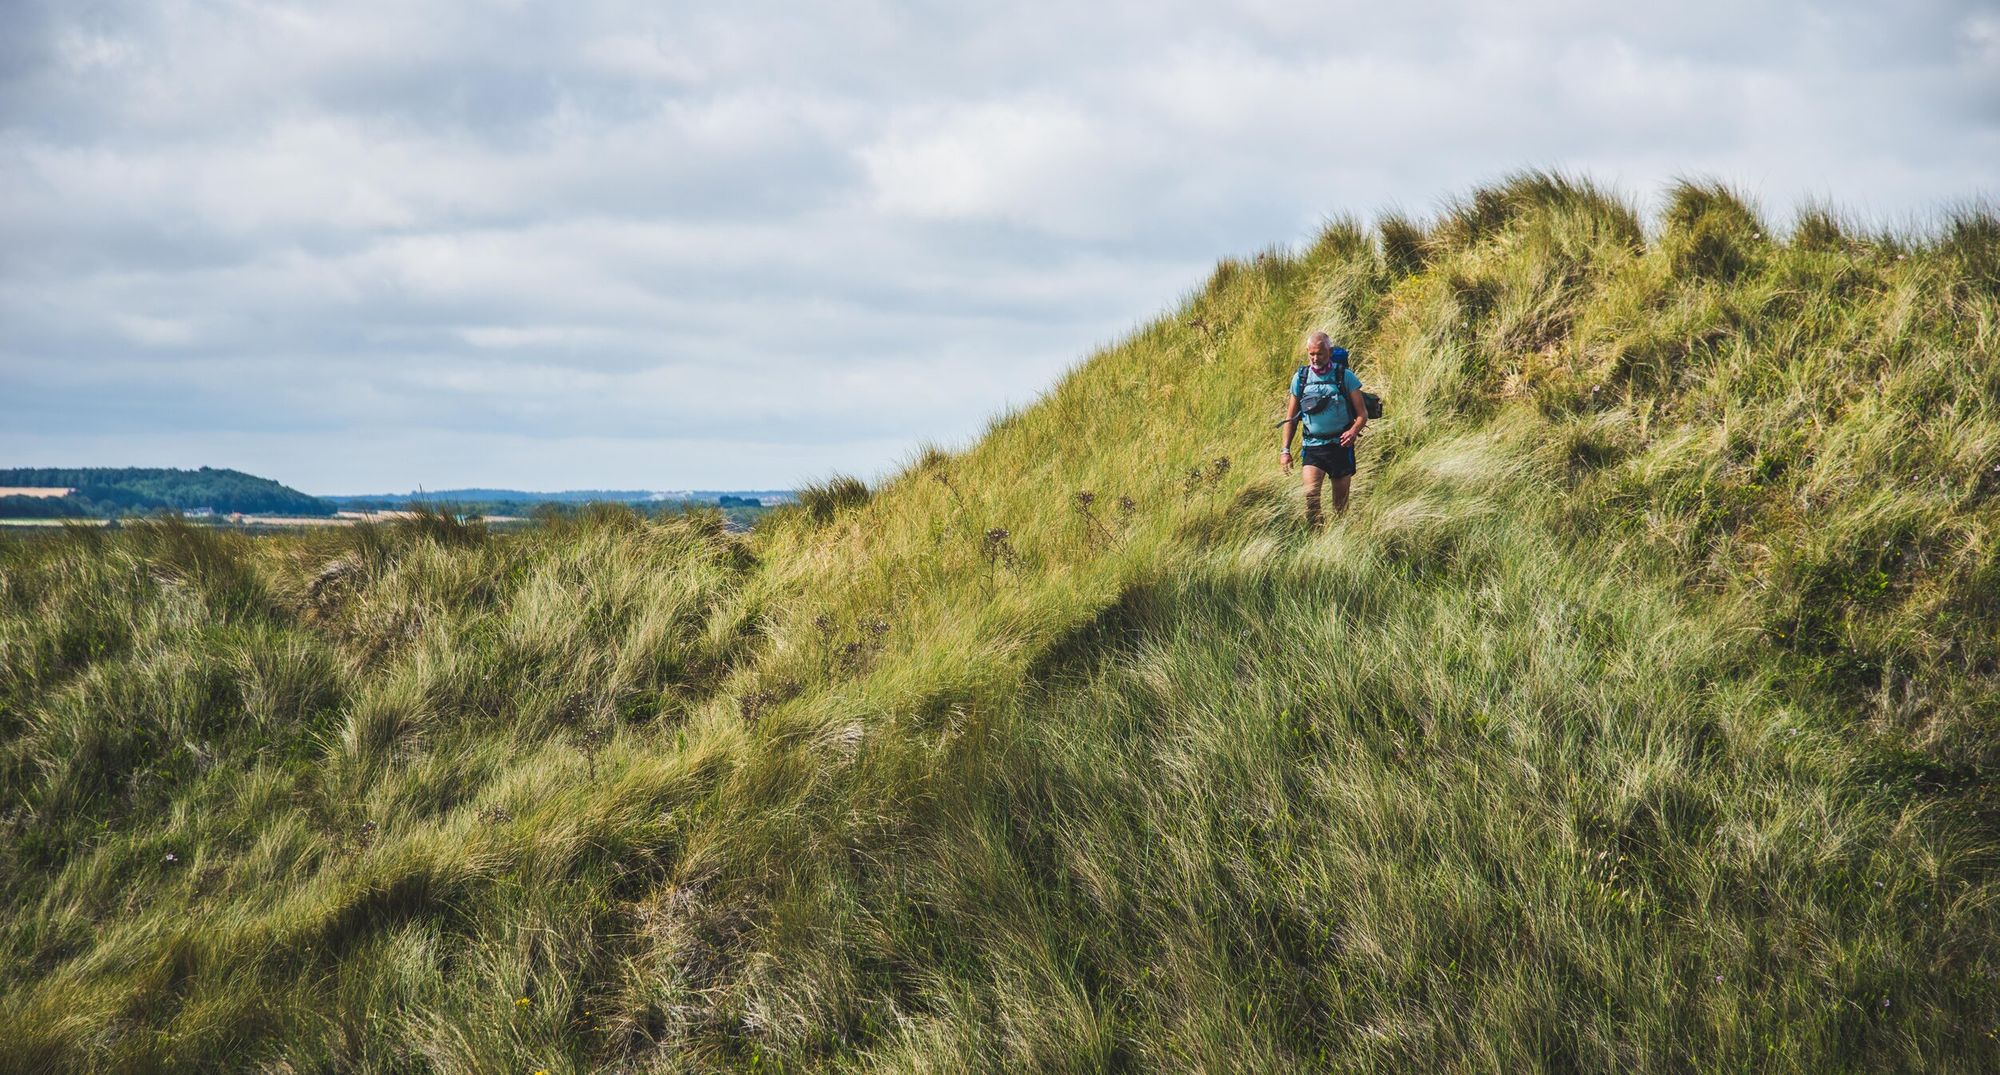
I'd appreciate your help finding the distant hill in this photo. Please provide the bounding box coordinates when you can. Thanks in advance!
[327,488,661,504]
[0,466,333,517]
[325,489,796,509]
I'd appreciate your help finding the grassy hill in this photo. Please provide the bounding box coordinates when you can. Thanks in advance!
[2,175,1997,1072]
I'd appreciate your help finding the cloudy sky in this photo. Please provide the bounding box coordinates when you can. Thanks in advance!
[3,1,1995,494]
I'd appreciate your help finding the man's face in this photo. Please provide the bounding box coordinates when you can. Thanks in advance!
[1306,340,1328,364]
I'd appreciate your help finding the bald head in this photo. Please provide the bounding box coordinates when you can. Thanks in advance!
[1304,331,1331,364]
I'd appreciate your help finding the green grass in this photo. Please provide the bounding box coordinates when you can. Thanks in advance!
[3,173,1998,1072]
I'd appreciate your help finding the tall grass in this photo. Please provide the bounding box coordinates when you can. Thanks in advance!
[3,177,1998,1072]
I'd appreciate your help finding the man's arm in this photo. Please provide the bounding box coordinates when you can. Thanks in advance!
[1280,395,1300,472]
[1338,387,1368,447]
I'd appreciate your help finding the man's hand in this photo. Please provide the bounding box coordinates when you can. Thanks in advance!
[1338,425,1362,448]
[1281,448,1293,473]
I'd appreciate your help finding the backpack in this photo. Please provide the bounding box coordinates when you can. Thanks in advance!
[1292,352,1385,425]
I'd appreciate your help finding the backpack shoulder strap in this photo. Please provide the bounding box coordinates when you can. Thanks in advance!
[1333,355,1362,402]
[1292,365,1307,397]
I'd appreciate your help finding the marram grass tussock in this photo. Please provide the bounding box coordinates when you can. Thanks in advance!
[3,174,2000,1072]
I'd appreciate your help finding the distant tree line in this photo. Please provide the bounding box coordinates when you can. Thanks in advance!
[0,467,333,518]
[326,489,661,506]
[0,495,85,519]
[330,495,768,516]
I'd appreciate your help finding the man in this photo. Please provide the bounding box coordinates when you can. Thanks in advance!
[1280,331,1368,529]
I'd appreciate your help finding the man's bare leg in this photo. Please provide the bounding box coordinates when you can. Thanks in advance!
[1302,465,1326,530]
[1330,473,1353,515]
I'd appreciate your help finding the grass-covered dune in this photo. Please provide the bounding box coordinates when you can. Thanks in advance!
[4,175,1999,1073]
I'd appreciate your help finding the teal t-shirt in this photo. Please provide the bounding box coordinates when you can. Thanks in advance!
[1292,365,1363,445]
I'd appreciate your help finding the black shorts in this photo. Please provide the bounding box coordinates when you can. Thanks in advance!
[1300,441,1356,478]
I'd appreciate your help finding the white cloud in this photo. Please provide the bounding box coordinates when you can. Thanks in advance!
[1963,12,2000,64]
[862,99,1117,229]
[112,314,202,347]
